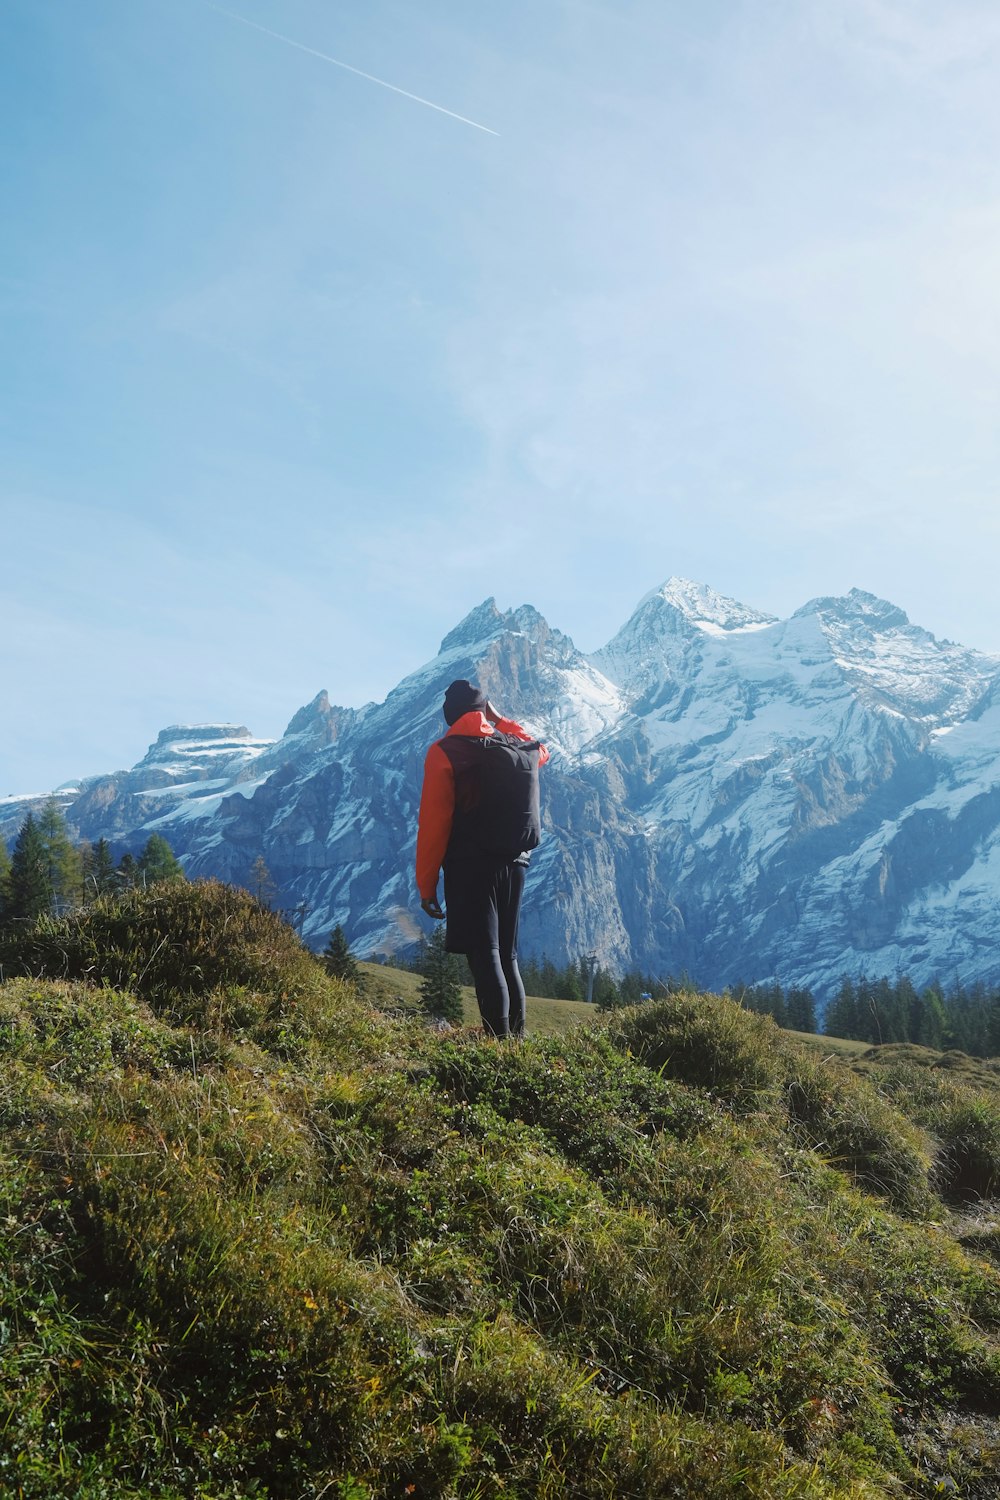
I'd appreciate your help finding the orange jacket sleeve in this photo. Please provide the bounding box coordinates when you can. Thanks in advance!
[415,741,454,900]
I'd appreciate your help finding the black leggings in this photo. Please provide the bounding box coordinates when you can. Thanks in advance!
[444,857,527,1038]
[467,946,526,1039]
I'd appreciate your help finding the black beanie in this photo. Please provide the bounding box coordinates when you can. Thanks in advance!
[443,679,487,725]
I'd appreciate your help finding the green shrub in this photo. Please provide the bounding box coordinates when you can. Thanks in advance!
[865,1060,1000,1203]
[0,878,312,1006]
[0,881,388,1061]
[428,1027,710,1188]
[932,1094,1000,1201]
[607,991,781,1109]
[781,1053,933,1214]
[0,977,215,1082]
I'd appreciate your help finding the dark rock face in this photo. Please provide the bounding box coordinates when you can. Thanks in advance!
[5,579,1000,999]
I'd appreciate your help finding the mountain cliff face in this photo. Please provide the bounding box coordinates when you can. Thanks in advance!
[5,580,1000,998]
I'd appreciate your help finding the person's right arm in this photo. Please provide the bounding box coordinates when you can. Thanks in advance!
[484,702,550,766]
[416,742,455,914]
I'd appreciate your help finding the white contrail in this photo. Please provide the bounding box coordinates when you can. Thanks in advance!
[199,1,499,136]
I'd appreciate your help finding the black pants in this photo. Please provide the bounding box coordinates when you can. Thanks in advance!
[443,856,527,1038]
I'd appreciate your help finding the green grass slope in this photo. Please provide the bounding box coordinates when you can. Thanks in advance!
[2,883,1000,1497]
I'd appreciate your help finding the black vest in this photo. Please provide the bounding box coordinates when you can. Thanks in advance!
[438,732,542,861]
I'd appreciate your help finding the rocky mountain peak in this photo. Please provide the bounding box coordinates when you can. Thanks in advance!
[792,590,999,725]
[794,588,911,634]
[149,724,254,749]
[439,598,506,654]
[592,579,774,702]
[140,725,258,767]
[637,577,777,633]
[283,691,351,746]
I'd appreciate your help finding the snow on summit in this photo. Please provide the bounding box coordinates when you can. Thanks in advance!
[637,577,778,633]
[795,589,1000,725]
[7,576,1000,997]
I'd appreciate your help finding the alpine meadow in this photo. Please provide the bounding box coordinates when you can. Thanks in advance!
[1,878,1000,1497]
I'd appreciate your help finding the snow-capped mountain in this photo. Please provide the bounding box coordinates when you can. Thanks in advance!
[5,579,1000,998]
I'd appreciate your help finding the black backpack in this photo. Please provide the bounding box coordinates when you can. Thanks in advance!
[438,732,543,859]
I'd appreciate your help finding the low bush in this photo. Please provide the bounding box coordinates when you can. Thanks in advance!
[781,1052,933,1214]
[932,1095,1000,1201]
[867,1060,1000,1202]
[428,1027,711,1187]
[606,990,781,1108]
[0,879,307,1001]
[0,881,388,1062]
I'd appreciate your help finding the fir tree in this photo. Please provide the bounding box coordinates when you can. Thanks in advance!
[250,854,277,907]
[785,987,817,1033]
[323,924,361,986]
[36,798,82,912]
[418,925,464,1025]
[137,834,184,885]
[116,852,138,889]
[519,954,541,997]
[559,960,585,1002]
[538,955,560,998]
[6,813,53,924]
[986,993,1000,1058]
[825,978,862,1041]
[915,987,947,1051]
[86,838,116,897]
[619,970,653,1005]
[0,837,11,921]
[596,976,628,1012]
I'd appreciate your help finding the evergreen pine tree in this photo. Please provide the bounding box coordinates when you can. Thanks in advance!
[6,813,54,924]
[519,954,541,997]
[595,970,627,1011]
[618,971,648,1005]
[323,924,361,986]
[965,980,991,1056]
[786,987,817,1033]
[0,837,11,921]
[986,991,1000,1059]
[539,955,560,998]
[917,987,948,1051]
[825,978,862,1041]
[116,852,138,889]
[36,798,82,912]
[137,834,184,885]
[558,960,584,1002]
[87,838,116,896]
[250,854,277,907]
[767,982,788,1027]
[591,966,620,1009]
[891,976,917,1043]
[418,925,464,1024]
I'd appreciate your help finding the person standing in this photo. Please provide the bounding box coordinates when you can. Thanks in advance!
[416,679,549,1038]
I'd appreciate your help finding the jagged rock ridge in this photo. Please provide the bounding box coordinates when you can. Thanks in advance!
[5,579,1000,999]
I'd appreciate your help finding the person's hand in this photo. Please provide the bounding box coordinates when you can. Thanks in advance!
[421,896,445,920]
[484,700,502,724]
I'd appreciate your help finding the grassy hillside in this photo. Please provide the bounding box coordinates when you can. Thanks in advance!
[2,884,1000,1497]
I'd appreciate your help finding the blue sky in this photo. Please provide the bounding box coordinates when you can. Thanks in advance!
[4,0,1000,793]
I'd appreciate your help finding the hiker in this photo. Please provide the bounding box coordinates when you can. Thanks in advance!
[416,679,549,1038]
